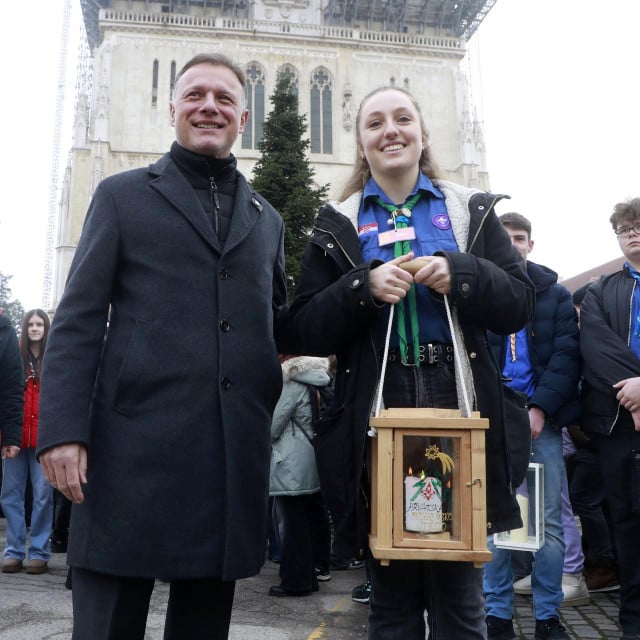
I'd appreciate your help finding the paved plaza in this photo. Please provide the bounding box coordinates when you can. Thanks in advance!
[0,518,623,639]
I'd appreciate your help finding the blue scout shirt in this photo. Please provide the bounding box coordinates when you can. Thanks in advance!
[626,263,640,358]
[358,174,457,347]
[502,327,536,400]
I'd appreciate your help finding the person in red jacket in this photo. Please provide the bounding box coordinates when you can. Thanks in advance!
[1,309,53,574]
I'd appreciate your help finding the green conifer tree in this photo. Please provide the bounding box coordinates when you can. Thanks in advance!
[251,74,328,297]
[0,272,25,331]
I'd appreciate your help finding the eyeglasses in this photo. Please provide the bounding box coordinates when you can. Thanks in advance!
[615,224,640,237]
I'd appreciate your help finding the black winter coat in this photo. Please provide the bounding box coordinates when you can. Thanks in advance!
[288,181,535,554]
[37,152,288,580]
[581,266,640,435]
[0,315,23,447]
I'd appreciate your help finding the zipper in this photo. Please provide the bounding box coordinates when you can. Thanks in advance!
[609,278,638,434]
[209,176,220,234]
[313,225,357,269]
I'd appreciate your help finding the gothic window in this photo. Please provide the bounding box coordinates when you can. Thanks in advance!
[390,76,396,87]
[310,68,333,154]
[152,59,159,107]
[404,77,410,90]
[170,61,177,98]
[242,62,265,150]
[277,64,299,98]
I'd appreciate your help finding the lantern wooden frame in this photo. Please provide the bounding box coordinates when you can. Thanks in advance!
[369,408,491,565]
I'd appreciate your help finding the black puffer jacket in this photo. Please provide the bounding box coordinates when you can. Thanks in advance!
[288,180,535,556]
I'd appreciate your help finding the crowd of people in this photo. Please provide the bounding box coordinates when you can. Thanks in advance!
[0,51,637,640]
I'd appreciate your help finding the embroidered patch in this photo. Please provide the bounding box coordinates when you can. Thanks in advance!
[358,222,378,236]
[432,213,451,230]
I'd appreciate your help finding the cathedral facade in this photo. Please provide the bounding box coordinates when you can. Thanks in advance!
[53,0,491,307]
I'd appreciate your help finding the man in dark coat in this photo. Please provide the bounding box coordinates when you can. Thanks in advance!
[37,54,289,640]
[580,197,640,640]
[0,314,23,457]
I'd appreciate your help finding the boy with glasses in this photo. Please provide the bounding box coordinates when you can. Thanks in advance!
[581,198,640,640]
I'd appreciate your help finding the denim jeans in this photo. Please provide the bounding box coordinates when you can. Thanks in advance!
[484,423,565,620]
[1,448,53,561]
[367,361,486,639]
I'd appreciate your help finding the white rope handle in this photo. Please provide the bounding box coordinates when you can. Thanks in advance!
[372,294,473,423]
[444,294,472,416]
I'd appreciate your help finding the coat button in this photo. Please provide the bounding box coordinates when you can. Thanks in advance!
[327,242,334,249]
[220,377,231,390]
[220,319,230,332]
[460,282,470,294]
[219,268,229,279]
[469,352,477,359]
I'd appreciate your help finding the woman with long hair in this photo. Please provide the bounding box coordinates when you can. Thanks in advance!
[286,87,534,638]
[1,309,53,574]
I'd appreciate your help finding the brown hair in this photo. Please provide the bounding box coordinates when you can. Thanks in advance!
[172,53,247,107]
[20,309,50,380]
[499,212,532,239]
[339,86,440,201]
[610,198,640,231]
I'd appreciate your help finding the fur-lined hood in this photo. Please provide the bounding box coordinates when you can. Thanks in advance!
[281,355,331,387]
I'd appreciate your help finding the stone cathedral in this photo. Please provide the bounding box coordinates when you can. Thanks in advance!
[53,0,494,307]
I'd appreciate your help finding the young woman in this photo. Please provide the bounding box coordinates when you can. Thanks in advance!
[286,87,534,639]
[1,309,53,574]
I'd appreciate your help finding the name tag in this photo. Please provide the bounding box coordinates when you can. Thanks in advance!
[378,227,416,247]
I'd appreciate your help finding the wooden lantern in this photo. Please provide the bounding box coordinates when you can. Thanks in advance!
[369,407,491,566]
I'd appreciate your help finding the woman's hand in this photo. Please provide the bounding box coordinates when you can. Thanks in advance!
[413,256,452,295]
[1,446,20,460]
[369,253,415,304]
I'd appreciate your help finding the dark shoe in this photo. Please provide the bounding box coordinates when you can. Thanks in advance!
[26,559,48,575]
[331,557,363,570]
[351,579,372,604]
[535,617,569,640]
[2,558,22,573]
[268,584,317,597]
[586,565,620,592]
[65,568,72,590]
[486,615,516,640]
[314,568,331,582]
[50,538,68,554]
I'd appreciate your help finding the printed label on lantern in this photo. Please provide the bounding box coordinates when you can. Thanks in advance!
[404,475,444,533]
[378,227,416,246]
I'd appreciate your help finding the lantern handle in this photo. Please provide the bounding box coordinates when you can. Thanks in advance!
[372,294,473,421]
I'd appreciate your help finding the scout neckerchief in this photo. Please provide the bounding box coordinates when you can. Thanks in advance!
[375,192,422,365]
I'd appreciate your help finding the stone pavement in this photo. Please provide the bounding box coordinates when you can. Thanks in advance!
[0,517,623,639]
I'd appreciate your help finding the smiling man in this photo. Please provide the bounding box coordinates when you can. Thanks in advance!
[580,198,640,640]
[36,53,291,640]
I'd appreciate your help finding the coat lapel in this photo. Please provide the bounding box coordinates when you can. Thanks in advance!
[223,174,262,255]
[149,155,222,254]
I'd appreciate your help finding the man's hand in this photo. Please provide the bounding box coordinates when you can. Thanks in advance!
[369,253,415,304]
[40,444,88,504]
[1,446,20,459]
[614,377,640,430]
[529,406,546,440]
[413,256,452,295]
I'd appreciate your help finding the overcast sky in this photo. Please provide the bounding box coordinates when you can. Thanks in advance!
[1,0,638,309]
